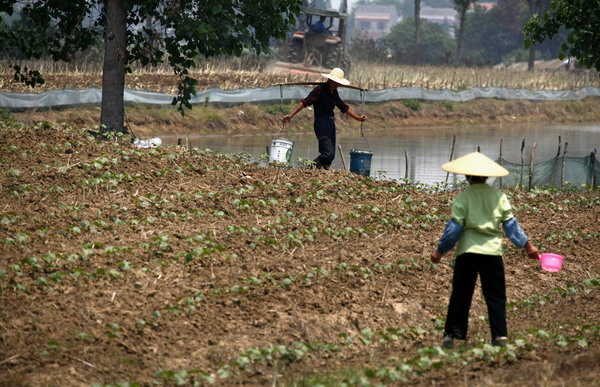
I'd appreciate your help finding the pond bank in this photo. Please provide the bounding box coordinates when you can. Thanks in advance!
[10,97,600,138]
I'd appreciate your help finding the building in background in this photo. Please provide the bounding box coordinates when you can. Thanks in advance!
[420,6,457,37]
[351,5,400,40]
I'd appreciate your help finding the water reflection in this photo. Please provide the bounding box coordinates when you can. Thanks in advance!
[161,123,600,184]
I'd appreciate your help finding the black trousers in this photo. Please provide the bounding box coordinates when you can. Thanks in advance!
[313,118,336,168]
[444,253,507,341]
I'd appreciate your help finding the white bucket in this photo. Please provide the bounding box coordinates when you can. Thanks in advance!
[268,138,294,163]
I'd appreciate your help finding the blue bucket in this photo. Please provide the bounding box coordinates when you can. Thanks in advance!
[349,149,373,176]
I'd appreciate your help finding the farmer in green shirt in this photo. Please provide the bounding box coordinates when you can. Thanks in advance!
[430,152,539,349]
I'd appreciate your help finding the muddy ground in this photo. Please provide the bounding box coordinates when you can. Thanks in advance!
[0,120,599,386]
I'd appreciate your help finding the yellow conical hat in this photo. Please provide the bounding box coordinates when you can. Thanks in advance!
[442,152,509,177]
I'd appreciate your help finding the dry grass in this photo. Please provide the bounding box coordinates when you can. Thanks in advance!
[1,57,598,92]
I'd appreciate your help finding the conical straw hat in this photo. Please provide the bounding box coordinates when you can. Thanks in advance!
[442,152,509,177]
[321,68,350,86]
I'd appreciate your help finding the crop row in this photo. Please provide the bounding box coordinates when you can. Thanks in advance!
[91,275,600,386]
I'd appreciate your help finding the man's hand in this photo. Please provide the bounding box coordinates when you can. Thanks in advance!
[282,114,292,123]
[430,251,442,264]
[524,241,539,260]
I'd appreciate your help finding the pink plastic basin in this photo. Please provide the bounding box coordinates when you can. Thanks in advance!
[539,253,564,272]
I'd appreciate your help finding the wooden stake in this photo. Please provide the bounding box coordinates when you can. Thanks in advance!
[404,150,409,180]
[177,138,182,146]
[520,137,526,188]
[499,138,503,189]
[590,148,597,188]
[280,84,283,106]
[338,144,348,171]
[528,142,536,191]
[556,135,562,158]
[445,134,456,184]
[561,142,568,187]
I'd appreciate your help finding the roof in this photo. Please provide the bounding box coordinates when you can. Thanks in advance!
[420,7,457,22]
[354,5,398,20]
[472,2,497,10]
[301,6,347,19]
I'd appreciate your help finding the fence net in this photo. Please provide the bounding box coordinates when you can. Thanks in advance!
[489,154,600,189]
[2,85,600,109]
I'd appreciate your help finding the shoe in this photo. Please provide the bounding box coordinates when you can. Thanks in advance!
[492,336,508,347]
[441,335,454,349]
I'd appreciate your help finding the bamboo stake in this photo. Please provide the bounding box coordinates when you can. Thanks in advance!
[445,134,456,184]
[520,138,526,188]
[499,138,503,189]
[338,144,348,171]
[529,142,537,191]
[556,135,562,158]
[404,150,409,180]
[590,149,597,188]
[561,142,568,187]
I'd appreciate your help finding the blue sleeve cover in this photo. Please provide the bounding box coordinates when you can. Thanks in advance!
[502,217,529,248]
[437,219,463,254]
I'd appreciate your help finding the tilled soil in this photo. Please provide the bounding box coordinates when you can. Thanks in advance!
[0,121,599,386]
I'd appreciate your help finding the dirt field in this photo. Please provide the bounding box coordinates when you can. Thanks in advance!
[1,120,599,386]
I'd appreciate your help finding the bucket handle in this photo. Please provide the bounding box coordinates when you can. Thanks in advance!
[276,120,292,139]
[358,90,370,150]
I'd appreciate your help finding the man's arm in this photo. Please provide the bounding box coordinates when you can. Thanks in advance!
[282,102,304,122]
[345,106,367,122]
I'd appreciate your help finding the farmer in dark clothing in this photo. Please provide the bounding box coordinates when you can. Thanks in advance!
[282,68,367,169]
[430,152,540,349]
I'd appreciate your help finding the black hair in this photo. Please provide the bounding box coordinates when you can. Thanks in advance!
[465,175,488,183]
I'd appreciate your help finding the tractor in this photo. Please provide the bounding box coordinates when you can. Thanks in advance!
[287,5,351,73]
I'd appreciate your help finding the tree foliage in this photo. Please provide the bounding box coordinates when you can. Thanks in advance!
[524,0,600,71]
[348,30,389,63]
[461,0,529,65]
[387,17,455,65]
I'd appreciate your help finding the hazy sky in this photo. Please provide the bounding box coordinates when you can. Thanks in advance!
[330,0,358,11]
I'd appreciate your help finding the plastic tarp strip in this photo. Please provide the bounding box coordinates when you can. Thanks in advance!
[2,86,600,109]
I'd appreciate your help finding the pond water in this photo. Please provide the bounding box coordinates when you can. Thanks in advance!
[161,123,600,184]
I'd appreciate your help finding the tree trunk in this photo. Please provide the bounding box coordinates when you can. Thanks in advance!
[527,44,535,71]
[526,0,542,72]
[414,0,421,64]
[455,7,467,66]
[100,0,127,135]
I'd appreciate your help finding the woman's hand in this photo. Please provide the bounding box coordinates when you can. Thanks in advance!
[524,241,539,260]
[430,251,442,264]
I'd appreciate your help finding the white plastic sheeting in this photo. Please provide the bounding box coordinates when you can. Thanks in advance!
[1,85,600,109]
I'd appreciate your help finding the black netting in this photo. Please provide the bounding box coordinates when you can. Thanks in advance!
[490,155,599,189]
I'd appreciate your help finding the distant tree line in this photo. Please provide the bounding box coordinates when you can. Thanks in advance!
[348,0,566,67]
